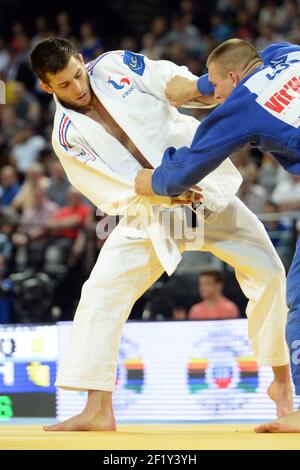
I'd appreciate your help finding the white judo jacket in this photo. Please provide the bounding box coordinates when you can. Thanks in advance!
[52,50,242,275]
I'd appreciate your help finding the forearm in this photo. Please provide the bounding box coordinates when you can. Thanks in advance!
[152,146,226,197]
[49,215,82,229]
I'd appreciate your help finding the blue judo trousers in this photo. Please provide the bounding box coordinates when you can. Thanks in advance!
[287,238,300,394]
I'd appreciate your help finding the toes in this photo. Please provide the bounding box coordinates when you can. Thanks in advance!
[268,423,282,432]
[255,422,300,433]
[43,424,65,432]
[254,424,270,433]
[270,423,300,433]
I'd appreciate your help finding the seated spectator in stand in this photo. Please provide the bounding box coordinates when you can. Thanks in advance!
[188,271,240,320]
[139,32,162,60]
[30,15,55,47]
[47,186,91,242]
[262,201,290,247]
[0,165,20,206]
[10,80,41,125]
[262,200,292,267]
[0,37,9,75]
[258,0,288,32]
[210,14,232,42]
[56,11,76,41]
[0,207,18,272]
[0,106,25,148]
[0,233,12,269]
[255,23,285,51]
[271,174,300,212]
[171,305,187,321]
[257,152,281,197]
[237,165,267,214]
[12,184,58,270]
[10,123,46,175]
[46,187,91,319]
[79,21,103,62]
[160,13,203,55]
[12,162,49,212]
[46,159,69,207]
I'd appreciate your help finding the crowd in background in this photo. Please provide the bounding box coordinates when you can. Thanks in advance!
[1,0,300,323]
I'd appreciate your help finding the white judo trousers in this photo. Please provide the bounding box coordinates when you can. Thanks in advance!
[55,196,289,392]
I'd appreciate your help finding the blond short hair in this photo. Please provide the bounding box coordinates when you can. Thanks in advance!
[207,39,262,77]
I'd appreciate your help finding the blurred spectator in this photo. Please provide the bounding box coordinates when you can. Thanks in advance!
[272,174,300,211]
[10,123,46,174]
[12,184,58,271]
[30,15,55,47]
[9,81,41,125]
[255,23,285,51]
[162,41,187,65]
[0,106,25,148]
[0,165,20,206]
[46,159,69,207]
[235,10,255,41]
[216,0,241,29]
[46,187,92,319]
[188,271,240,320]
[179,0,200,25]
[160,13,204,55]
[12,162,49,212]
[237,166,268,214]
[38,147,56,173]
[47,186,91,242]
[257,152,281,196]
[258,0,288,31]
[56,11,75,40]
[119,36,139,52]
[0,37,9,76]
[79,21,104,62]
[210,14,232,42]
[281,0,299,33]
[0,233,12,268]
[140,33,162,60]
[287,19,300,43]
[149,16,168,46]
[231,146,252,168]
[171,305,187,321]
[0,207,18,272]
[5,26,35,90]
[262,200,291,249]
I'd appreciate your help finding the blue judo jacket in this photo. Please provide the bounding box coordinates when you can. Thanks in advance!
[152,42,300,196]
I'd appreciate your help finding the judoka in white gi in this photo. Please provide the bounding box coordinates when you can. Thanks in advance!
[29,38,292,431]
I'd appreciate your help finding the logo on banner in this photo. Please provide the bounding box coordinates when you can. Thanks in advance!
[26,361,50,387]
[114,336,145,412]
[187,330,258,414]
[116,337,144,394]
[0,339,16,358]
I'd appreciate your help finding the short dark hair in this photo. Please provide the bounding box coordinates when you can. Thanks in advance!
[199,270,224,284]
[29,37,80,84]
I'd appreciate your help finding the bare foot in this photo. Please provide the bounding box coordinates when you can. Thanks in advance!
[267,380,293,418]
[255,409,300,433]
[43,411,116,432]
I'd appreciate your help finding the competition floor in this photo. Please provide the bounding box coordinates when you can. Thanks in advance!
[0,422,300,450]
